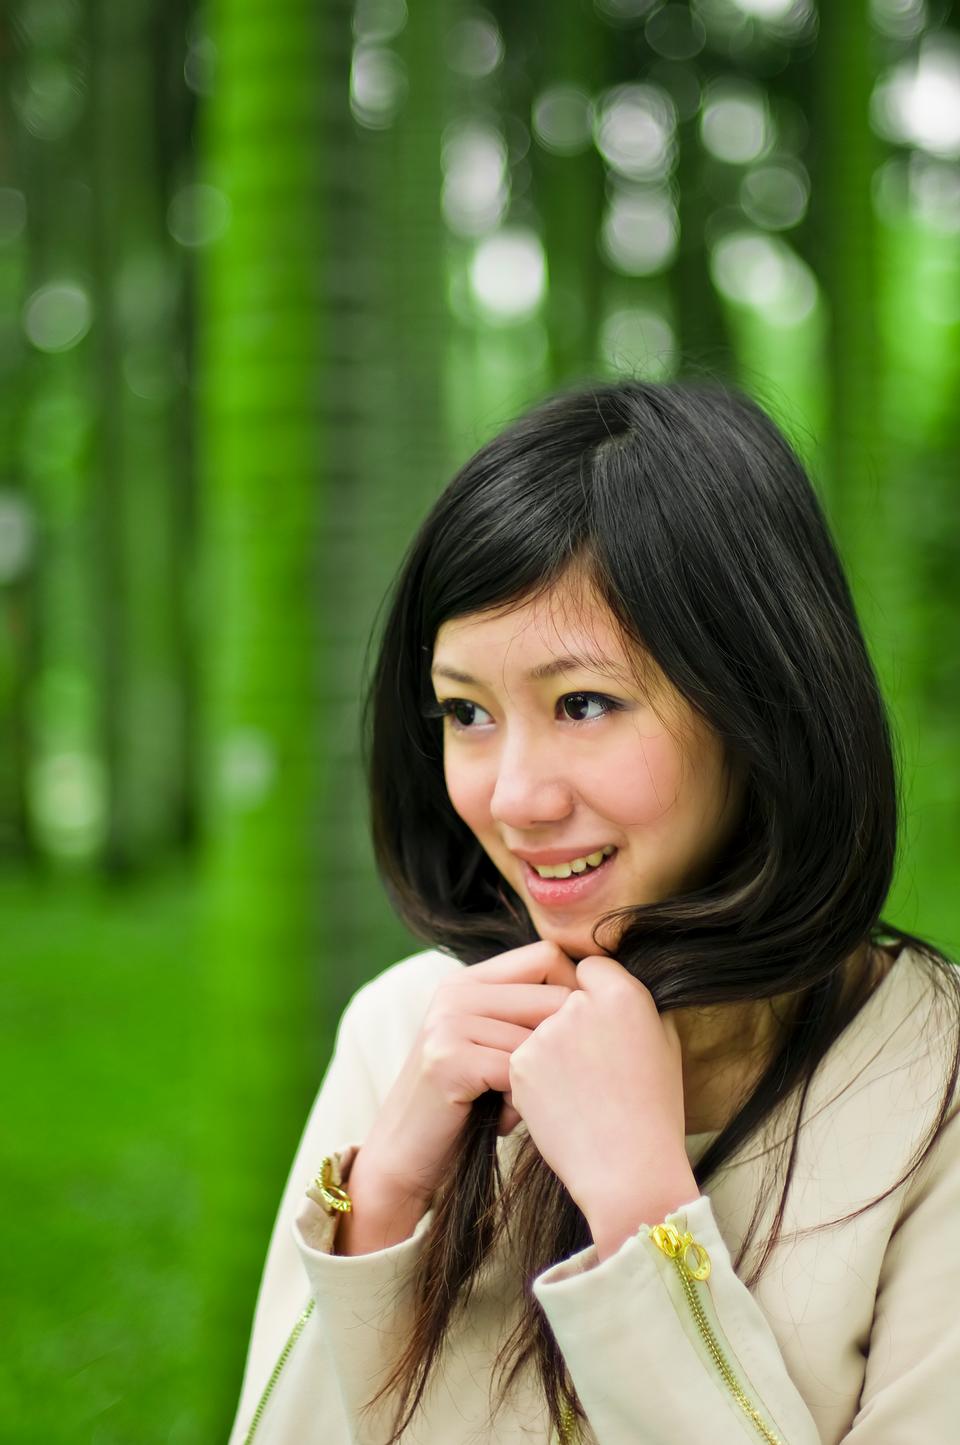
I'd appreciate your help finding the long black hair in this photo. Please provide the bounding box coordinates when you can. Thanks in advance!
[359,378,960,1443]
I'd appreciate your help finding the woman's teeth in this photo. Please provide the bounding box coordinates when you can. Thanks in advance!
[531,845,616,879]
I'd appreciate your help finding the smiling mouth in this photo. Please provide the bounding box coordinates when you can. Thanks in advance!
[520,847,619,906]
[526,845,617,879]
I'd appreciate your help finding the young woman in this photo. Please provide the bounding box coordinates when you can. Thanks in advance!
[228,379,960,1445]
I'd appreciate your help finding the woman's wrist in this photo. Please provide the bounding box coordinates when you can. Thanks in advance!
[586,1161,701,1264]
[332,1148,432,1256]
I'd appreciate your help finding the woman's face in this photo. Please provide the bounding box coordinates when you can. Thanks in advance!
[431,571,745,961]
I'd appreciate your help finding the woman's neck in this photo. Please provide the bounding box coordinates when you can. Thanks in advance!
[678,941,884,1135]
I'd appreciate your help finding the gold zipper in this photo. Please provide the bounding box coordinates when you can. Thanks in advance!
[250,1295,582,1445]
[645,1223,785,1445]
[557,1393,581,1443]
[244,1231,777,1445]
[243,1296,315,1444]
[552,1387,581,1445]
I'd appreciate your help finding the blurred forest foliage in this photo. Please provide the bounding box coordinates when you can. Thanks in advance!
[2,0,959,1440]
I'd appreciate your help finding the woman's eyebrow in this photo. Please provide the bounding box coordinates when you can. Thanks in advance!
[430,653,628,686]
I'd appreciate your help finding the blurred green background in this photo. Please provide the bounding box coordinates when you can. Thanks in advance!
[2,0,959,1440]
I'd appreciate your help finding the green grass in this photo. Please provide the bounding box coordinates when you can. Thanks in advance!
[1,865,213,1444]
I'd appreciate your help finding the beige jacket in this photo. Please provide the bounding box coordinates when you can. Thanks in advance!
[228,944,960,1444]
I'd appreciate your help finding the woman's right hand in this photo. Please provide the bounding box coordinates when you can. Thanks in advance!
[353,940,579,1208]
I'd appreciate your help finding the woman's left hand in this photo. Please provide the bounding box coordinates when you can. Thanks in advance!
[507,954,700,1244]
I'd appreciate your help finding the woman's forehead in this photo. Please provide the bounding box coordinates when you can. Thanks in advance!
[436,579,620,656]
[444,563,604,628]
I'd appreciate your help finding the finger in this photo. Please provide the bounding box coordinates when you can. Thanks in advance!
[461,940,580,991]
[574,954,630,990]
[472,1044,515,1096]
[437,982,574,1029]
[460,1017,532,1052]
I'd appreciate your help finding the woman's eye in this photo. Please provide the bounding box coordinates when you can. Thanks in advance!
[561,692,614,723]
[443,700,491,730]
[427,692,619,731]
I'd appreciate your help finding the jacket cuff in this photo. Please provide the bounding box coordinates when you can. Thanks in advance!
[290,1142,437,1440]
[295,1144,360,1255]
[534,1191,713,1286]
[532,1193,815,1445]
[292,1143,437,1300]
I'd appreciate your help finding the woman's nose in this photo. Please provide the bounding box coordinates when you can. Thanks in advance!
[489,741,573,828]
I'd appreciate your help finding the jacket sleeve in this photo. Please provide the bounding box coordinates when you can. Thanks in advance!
[290,1156,439,1443]
[227,978,437,1445]
[532,1096,960,1445]
[533,1191,821,1444]
[844,1096,960,1439]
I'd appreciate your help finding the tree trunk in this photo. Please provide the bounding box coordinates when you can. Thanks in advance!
[195,0,328,1422]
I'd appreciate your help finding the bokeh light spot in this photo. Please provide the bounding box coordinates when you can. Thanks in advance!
[217,729,278,811]
[0,493,36,583]
[446,13,503,79]
[123,348,182,405]
[23,281,92,353]
[872,37,960,160]
[701,80,773,165]
[28,751,106,860]
[350,44,408,130]
[710,229,818,326]
[167,184,231,248]
[739,158,809,229]
[353,0,408,43]
[184,35,217,97]
[873,154,960,235]
[532,85,594,156]
[602,187,679,275]
[909,156,960,234]
[442,120,509,236]
[114,251,178,333]
[600,306,678,379]
[469,227,546,322]
[12,56,85,141]
[594,83,677,182]
[645,4,707,61]
[870,0,927,41]
[0,189,27,245]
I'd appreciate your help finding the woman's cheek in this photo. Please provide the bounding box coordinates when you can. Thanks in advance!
[443,756,485,830]
[595,733,684,827]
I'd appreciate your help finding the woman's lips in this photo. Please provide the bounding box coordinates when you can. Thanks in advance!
[521,849,618,907]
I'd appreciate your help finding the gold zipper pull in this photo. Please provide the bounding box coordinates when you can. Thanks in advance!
[647,1222,711,1280]
[644,1221,785,1444]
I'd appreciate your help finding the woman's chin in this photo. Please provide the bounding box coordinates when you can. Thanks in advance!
[537,923,609,963]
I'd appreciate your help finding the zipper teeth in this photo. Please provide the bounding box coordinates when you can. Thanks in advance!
[245,1291,584,1445]
[243,1296,315,1444]
[670,1260,784,1445]
[650,1225,785,1445]
[242,1232,778,1445]
[557,1393,580,1444]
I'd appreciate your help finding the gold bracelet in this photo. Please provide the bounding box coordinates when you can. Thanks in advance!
[306,1154,353,1216]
